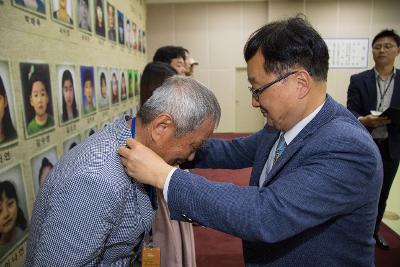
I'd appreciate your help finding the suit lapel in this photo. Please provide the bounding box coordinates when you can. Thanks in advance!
[261,95,337,187]
[365,69,378,110]
[390,69,400,107]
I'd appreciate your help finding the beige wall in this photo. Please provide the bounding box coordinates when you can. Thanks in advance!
[147,0,400,133]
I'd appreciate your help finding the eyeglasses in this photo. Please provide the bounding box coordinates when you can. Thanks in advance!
[248,71,298,101]
[372,43,397,51]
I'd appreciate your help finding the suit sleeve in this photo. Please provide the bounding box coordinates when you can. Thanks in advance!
[167,127,382,243]
[181,129,264,170]
[347,74,364,118]
[30,172,124,266]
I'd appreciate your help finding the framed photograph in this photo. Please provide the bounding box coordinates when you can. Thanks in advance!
[137,28,142,52]
[84,125,98,138]
[106,2,116,42]
[132,22,137,51]
[127,69,134,98]
[97,66,109,110]
[51,0,73,27]
[19,63,55,138]
[12,0,46,17]
[117,10,124,46]
[77,0,92,33]
[56,65,79,125]
[110,68,119,105]
[62,134,81,154]
[30,146,57,195]
[134,69,139,97]
[80,66,96,116]
[0,164,29,261]
[142,30,146,54]
[120,69,127,101]
[0,60,18,148]
[125,18,132,49]
[94,0,105,38]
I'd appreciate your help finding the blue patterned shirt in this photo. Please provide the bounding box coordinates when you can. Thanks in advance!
[25,117,155,266]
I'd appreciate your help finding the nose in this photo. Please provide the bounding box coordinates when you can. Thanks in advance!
[252,96,260,108]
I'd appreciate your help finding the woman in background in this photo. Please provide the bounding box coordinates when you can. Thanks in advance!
[27,69,54,135]
[61,70,78,123]
[140,62,197,267]
[0,76,17,144]
[0,181,27,255]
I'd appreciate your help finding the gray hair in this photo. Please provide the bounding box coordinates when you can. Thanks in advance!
[137,76,221,136]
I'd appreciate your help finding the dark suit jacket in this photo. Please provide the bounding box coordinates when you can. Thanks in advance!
[347,68,400,159]
[172,96,382,266]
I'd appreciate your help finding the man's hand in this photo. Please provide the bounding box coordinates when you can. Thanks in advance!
[359,115,391,128]
[118,138,174,190]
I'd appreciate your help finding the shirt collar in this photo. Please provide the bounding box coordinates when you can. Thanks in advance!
[282,102,325,145]
[374,67,396,80]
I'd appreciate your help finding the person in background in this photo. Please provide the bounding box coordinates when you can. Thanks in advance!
[0,76,17,144]
[119,16,382,266]
[25,76,220,266]
[61,70,78,123]
[140,62,196,267]
[153,46,187,75]
[0,181,28,256]
[347,29,400,250]
[27,70,54,135]
[183,48,199,77]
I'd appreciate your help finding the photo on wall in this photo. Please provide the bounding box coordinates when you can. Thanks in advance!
[127,69,134,98]
[80,66,96,116]
[12,0,46,17]
[117,10,124,46]
[120,69,128,101]
[110,68,119,105]
[77,0,92,33]
[0,164,29,262]
[62,134,81,155]
[134,69,139,97]
[51,0,74,27]
[0,60,18,148]
[125,18,132,49]
[30,146,57,196]
[106,2,116,42]
[19,63,55,138]
[56,65,79,125]
[94,0,105,38]
[132,22,137,51]
[142,30,146,54]
[97,67,109,110]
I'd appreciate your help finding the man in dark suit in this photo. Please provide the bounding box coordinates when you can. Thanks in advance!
[120,17,382,266]
[347,29,400,250]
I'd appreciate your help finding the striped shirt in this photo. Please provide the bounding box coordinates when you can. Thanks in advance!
[25,117,155,266]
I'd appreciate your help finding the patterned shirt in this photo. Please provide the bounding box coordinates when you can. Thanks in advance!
[25,117,155,266]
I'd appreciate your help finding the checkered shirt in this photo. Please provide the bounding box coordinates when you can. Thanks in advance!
[25,117,155,266]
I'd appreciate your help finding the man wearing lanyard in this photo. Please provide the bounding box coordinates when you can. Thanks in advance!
[347,29,400,250]
[25,76,220,266]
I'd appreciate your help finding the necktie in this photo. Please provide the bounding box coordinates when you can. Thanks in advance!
[273,134,287,164]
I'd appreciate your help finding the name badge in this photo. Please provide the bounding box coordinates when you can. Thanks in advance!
[141,247,160,267]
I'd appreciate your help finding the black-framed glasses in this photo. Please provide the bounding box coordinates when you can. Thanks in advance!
[248,71,298,101]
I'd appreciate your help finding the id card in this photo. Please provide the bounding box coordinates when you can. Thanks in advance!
[141,247,160,267]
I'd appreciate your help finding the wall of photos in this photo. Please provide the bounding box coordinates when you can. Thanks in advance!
[0,0,147,265]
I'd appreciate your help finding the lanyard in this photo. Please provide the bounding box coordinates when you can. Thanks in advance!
[131,117,157,210]
[377,74,394,111]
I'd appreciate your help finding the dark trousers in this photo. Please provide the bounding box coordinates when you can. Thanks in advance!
[374,139,400,234]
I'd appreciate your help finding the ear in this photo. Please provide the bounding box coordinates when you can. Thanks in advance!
[296,70,311,99]
[150,113,175,143]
